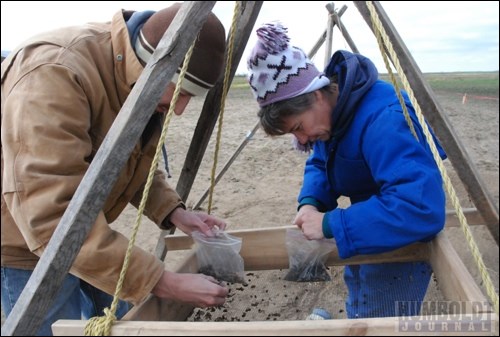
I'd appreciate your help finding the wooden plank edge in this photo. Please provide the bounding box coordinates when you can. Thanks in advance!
[164,208,490,254]
[429,233,492,313]
[53,313,498,336]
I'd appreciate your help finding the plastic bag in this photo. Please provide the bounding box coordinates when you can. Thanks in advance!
[284,228,335,282]
[192,230,246,284]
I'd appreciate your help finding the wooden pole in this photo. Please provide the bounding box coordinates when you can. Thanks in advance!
[193,122,261,210]
[0,2,217,336]
[308,5,348,58]
[324,3,335,65]
[332,11,359,53]
[154,1,265,261]
[175,2,264,203]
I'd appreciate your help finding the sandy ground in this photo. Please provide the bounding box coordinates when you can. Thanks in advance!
[1,83,498,327]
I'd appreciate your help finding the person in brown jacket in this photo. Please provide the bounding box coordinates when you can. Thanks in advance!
[1,3,228,335]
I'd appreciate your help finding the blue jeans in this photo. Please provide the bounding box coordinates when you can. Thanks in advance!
[1,267,129,336]
[344,261,432,318]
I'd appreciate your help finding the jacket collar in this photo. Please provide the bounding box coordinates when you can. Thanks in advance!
[110,10,144,98]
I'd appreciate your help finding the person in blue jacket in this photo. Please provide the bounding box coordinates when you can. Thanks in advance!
[247,23,447,318]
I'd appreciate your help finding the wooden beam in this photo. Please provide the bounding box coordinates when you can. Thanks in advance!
[429,233,491,313]
[445,208,486,227]
[193,122,261,210]
[53,232,494,336]
[308,5,348,58]
[0,2,217,336]
[163,225,429,270]
[52,313,498,336]
[154,1,265,261]
[353,1,499,243]
[332,12,359,53]
[324,3,335,65]
[176,1,264,203]
[164,206,488,251]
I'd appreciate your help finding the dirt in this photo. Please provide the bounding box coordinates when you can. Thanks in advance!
[188,268,351,322]
[186,266,448,322]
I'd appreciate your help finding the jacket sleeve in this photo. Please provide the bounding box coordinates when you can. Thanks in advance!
[129,168,185,229]
[298,144,339,211]
[2,63,163,304]
[328,106,446,259]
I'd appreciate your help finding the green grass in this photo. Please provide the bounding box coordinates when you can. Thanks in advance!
[230,75,250,89]
[381,72,499,97]
[423,72,499,97]
[232,72,499,98]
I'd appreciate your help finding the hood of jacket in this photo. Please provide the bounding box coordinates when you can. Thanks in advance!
[325,50,378,142]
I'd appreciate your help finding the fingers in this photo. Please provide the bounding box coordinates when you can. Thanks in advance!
[199,223,215,237]
[215,219,227,231]
[155,271,229,308]
[197,276,229,307]
[200,292,227,307]
[198,214,227,235]
[176,210,228,237]
[215,284,229,298]
[293,211,304,228]
[302,228,312,239]
[201,274,221,284]
[213,289,228,306]
[202,214,227,231]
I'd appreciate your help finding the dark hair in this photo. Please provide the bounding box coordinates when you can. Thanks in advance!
[257,83,336,136]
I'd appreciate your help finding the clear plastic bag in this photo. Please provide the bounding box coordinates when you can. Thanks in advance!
[284,228,335,282]
[192,230,246,284]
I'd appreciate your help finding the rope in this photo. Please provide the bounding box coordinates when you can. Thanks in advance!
[207,1,241,214]
[84,41,196,336]
[366,1,499,315]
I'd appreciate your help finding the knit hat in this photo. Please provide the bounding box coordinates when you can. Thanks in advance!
[135,3,226,96]
[247,23,330,107]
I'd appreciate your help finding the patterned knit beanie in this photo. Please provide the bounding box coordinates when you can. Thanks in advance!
[135,3,226,96]
[247,23,330,107]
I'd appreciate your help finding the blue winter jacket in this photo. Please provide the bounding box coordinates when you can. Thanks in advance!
[298,50,446,259]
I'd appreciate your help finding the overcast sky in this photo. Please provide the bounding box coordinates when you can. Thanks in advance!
[2,1,498,74]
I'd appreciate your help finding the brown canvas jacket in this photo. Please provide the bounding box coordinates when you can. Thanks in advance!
[1,10,183,304]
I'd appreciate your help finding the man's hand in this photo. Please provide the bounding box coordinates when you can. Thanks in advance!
[169,208,226,237]
[152,271,228,307]
[294,205,325,240]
